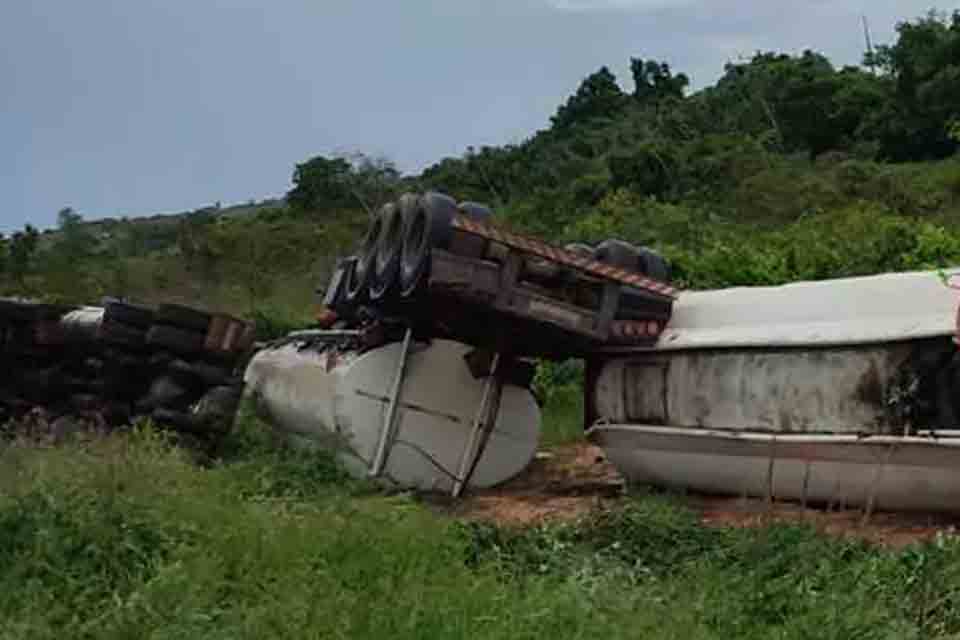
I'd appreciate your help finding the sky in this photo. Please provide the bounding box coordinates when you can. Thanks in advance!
[1,0,947,232]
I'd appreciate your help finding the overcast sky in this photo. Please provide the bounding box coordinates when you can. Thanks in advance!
[1,1,947,231]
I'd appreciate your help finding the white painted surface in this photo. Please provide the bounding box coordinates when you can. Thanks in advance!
[649,269,960,351]
[244,339,541,492]
[590,424,960,513]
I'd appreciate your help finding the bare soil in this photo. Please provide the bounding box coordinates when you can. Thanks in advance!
[438,442,960,548]
[435,442,623,527]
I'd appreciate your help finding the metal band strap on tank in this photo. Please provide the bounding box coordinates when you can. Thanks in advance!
[451,215,679,299]
[451,352,504,498]
[369,327,414,478]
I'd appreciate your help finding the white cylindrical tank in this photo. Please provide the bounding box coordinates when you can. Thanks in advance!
[244,338,541,492]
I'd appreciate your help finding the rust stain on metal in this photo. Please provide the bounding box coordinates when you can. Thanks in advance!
[596,342,954,434]
[855,360,885,407]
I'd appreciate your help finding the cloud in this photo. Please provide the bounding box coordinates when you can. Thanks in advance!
[543,0,697,11]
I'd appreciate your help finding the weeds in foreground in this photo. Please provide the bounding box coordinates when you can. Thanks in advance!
[3,423,960,638]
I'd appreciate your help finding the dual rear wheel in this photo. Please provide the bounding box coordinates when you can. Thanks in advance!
[336,192,672,310]
[344,192,478,305]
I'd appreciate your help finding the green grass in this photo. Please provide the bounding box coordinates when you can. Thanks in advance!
[540,383,586,447]
[4,418,960,638]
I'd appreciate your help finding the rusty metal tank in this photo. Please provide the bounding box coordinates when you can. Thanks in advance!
[588,268,960,513]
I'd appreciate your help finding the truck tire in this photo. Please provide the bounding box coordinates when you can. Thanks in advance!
[151,408,203,434]
[104,301,155,329]
[399,197,430,297]
[156,305,212,334]
[420,192,459,251]
[398,194,426,297]
[594,239,639,271]
[370,203,403,301]
[458,202,493,221]
[193,385,242,434]
[167,358,234,387]
[596,239,672,282]
[452,201,492,258]
[399,192,458,295]
[322,256,356,311]
[564,243,595,258]
[636,247,671,282]
[345,209,384,303]
[140,376,192,411]
[147,324,206,355]
[397,192,420,224]
[99,320,147,349]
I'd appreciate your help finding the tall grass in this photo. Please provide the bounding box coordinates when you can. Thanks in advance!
[540,383,585,447]
[4,418,960,638]
[535,360,587,447]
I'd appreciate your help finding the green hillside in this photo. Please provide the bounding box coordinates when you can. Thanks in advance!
[2,9,959,326]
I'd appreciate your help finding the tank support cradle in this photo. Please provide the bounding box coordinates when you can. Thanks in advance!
[366,325,511,497]
[452,353,507,497]
[368,327,414,478]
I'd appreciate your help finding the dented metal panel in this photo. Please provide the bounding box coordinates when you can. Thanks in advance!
[588,424,960,514]
[244,338,541,492]
[623,359,669,424]
[594,342,927,434]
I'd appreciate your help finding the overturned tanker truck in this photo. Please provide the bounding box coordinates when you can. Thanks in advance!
[9,192,960,512]
[246,190,960,512]
[245,192,676,495]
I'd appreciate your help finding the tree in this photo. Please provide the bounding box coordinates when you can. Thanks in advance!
[631,58,689,103]
[608,143,674,198]
[176,208,217,277]
[870,10,960,160]
[338,152,402,213]
[55,207,96,261]
[57,206,81,228]
[0,234,7,280]
[288,152,404,215]
[698,50,891,157]
[551,67,627,131]
[287,155,354,212]
[8,225,38,289]
[122,223,148,257]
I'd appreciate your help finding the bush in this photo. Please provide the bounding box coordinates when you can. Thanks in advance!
[246,306,314,342]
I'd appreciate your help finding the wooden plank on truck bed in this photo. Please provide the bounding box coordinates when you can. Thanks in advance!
[451,215,678,299]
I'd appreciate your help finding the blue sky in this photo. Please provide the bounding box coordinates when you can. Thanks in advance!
[1,0,943,232]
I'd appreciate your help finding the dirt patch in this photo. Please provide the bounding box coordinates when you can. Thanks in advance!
[436,442,960,547]
[429,443,624,527]
[692,495,960,548]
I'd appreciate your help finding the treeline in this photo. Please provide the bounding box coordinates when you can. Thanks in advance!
[422,10,960,203]
[2,9,959,318]
[0,200,364,334]
[414,9,960,287]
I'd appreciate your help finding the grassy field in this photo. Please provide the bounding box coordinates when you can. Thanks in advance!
[3,409,960,639]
